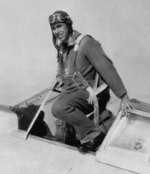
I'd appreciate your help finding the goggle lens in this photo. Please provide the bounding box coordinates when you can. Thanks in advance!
[49,13,69,25]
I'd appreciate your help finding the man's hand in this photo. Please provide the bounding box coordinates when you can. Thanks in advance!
[120,94,135,116]
[49,78,64,91]
[48,79,58,90]
[56,78,64,88]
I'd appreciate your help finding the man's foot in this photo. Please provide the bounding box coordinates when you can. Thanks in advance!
[78,127,105,152]
[80,127,102,144]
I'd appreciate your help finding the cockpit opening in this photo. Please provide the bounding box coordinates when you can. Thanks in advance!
[11,102,114,152]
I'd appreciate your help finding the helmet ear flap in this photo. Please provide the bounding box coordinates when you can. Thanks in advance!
[66,16,73,26]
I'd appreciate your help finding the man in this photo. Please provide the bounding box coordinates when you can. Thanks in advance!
[48,11,134,150]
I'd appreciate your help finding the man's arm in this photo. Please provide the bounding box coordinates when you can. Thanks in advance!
[83,36,134,115]
[84,36,127,98]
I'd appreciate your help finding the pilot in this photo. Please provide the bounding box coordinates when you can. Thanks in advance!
[48,11,134,150]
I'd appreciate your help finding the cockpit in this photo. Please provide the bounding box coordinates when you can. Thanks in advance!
[11,86,114,152]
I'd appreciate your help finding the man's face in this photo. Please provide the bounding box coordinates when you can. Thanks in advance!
[51,23,69,43]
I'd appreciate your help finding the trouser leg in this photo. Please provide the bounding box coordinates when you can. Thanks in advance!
[52,89,95,140]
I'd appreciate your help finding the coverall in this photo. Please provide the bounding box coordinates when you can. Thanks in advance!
[52,30,127,140]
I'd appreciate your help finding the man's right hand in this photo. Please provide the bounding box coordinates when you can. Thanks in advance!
[56,78,64,88]
[49,78,63,90]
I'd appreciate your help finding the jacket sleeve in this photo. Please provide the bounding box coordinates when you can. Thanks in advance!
[84,37,127,98]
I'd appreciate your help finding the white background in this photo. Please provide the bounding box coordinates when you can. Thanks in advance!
[0,0,150,107]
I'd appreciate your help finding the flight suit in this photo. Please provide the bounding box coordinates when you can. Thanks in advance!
[52,30,127,140]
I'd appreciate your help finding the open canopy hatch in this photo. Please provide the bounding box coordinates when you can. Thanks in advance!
[97,99,150,174]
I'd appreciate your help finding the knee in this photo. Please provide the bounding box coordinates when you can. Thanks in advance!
[51,101,71,118]
[52,101,62,118]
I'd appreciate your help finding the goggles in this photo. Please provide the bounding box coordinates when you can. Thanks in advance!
[49,13,71,26]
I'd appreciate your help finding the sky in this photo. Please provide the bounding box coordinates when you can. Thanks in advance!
[0,0,150,106]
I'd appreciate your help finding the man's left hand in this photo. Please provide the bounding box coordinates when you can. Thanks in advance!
[120,94,135,116]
